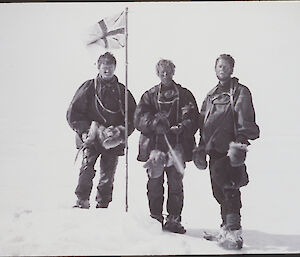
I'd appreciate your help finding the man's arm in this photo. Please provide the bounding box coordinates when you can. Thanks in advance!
[171,88,200,137]
[66,81,92,137]
[134,90,170,136]
[234,86,260,142]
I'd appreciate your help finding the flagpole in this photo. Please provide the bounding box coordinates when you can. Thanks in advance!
[125,7,129,213]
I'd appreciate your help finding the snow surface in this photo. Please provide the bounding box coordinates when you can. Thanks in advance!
[1,2,300,256]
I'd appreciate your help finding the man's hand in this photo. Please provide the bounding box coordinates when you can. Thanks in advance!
[192,147,208,170]
[152,113,170,135]
[235,134,250,145]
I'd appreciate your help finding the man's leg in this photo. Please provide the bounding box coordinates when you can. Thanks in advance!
[165,166,184,216]
[75,147,99,208]
[96,153,118,208]
[209,154,243,248]
[209,154,227,226]
[220,188,243,250]
[146,171,164,223]
[223,188,242,229]
[163,166,186,234]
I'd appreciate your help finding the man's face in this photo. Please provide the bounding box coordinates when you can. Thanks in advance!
[215,59,233,82]
[157,66,174,86]
[98,63,116,80]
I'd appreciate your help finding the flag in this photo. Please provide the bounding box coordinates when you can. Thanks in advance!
[85,11,125,49]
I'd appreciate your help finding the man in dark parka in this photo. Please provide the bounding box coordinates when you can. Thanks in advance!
[193,54,260,249]
[67,52,136,209]
[134,59,199,234]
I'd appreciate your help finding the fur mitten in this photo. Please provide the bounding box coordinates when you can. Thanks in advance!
[143,150,166,178]
[227,142,248,167]
[192,145,208,170]
[99,125,125,149]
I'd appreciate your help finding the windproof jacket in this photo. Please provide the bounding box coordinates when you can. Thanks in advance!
[66,75,136,155]
[199,77,260,154]
[134,82,200,162]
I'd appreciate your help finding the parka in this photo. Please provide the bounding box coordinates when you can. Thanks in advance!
[199,77,260,154]
[134,82,199,162]
[66,75,136,155]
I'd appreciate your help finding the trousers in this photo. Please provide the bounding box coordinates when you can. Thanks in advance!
[146,165,184,217]
[209,151,242,224]
[75,146,118,204]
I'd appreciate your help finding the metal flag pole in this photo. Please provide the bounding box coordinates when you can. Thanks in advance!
[125,7,129,212]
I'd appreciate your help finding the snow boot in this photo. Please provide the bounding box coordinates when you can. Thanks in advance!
[219,228,243,249]
[73,199,90,209]
[218,213,243,249]
[96,201,109,208]
[162,215,186,234]
[150,214,164,227]
[226,213,241,230]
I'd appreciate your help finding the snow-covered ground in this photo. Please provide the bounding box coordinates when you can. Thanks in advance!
[1,2,300,256]
[1,131,300,255]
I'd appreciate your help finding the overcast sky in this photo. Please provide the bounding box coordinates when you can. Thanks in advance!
[1,2,299,138]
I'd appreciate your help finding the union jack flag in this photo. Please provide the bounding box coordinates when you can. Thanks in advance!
[86,11,125,49]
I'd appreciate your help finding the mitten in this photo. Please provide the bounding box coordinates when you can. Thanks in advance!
[152,113,170,134]
[192,146,208,170]
[99,126,123,149]
[116,125,125,143]
[227,141,248,167]
[144,150,166,178]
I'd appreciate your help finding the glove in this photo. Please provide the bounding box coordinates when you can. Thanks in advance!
[192,146,207,170]
[152,113,170,135]
[169,124,184,135]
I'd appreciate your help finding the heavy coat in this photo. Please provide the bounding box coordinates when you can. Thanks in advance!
[199,77,260,154]
[66,75,136,156]
[134,82,199,162]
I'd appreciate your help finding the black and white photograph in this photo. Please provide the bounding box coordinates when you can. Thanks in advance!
[0,1,300,255]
